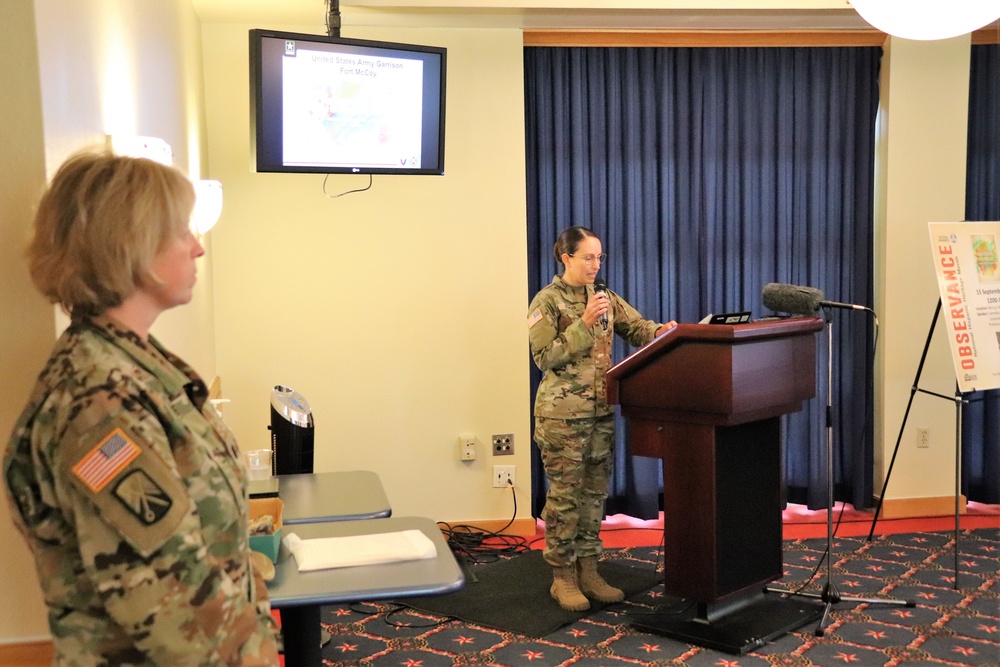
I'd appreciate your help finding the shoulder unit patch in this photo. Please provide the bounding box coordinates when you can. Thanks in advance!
[113,469,174,525]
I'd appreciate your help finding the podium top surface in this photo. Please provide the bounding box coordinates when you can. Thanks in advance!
[608,317,823,382]
[607,317,824,423]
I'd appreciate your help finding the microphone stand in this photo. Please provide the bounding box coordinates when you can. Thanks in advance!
[770,306,913,635]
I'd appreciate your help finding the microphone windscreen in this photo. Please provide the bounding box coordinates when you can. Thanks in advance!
[761,283,823,316]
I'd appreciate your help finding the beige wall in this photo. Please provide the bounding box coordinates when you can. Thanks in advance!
[0,0,981,646]
[0,0,54,644]
[201,22,532,521]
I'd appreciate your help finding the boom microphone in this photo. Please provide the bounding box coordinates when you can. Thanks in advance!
[761,283,823,316]
[762,283,870,316]
[594,278,609,330]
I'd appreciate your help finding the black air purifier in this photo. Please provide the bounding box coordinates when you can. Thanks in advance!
[269,385,314,474]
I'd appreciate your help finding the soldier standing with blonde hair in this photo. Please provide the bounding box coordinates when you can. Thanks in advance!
[4,149,280,665]
[527,226,675,612]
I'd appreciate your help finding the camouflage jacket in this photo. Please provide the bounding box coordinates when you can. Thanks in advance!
[4,315,279,666]
[528,275,660,419]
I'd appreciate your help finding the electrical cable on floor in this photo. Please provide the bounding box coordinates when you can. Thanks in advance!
[833,315,877,546]
[364,490,683,631]
[614,529,688,620]
[780,315,879,596]
[592,519,666,571]
[344,600,457,629]
[369,480,530,630]
[620,598,696,619]
[785,500,849,596]
[346,601,385,616]
[437,479,530,564]
[346,599,452,630]
[383,603,454,629]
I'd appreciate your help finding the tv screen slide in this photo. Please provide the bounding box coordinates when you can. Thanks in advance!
[250,29,446,175]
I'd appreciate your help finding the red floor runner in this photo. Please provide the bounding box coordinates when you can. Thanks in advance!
[571,501,1000,548]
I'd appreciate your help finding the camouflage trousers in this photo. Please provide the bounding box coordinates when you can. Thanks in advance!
[534,414,615,567]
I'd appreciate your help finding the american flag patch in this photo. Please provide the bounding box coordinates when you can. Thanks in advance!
[72,429,141,493]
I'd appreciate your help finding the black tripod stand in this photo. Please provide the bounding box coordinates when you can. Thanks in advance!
[867,300,970,589]
[771,307,913,635]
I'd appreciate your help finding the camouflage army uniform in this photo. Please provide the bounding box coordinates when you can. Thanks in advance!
[4,315,280,666]
[528,275,660,567]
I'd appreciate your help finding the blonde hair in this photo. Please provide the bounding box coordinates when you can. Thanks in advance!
[27,149,195,316]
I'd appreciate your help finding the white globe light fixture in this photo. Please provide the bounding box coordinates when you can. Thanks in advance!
[851,0,1000,41]
[192,180,223,235]
[108,135,173,165]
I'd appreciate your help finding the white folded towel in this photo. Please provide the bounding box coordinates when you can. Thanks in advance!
[282,529,437,572]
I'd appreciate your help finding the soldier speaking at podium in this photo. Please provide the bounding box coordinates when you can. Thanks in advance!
[527,226,675,612]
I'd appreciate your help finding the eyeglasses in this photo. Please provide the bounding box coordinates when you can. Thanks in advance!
[569,253,608,265]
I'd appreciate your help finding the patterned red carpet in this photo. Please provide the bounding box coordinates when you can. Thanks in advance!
[310,524,1000,667]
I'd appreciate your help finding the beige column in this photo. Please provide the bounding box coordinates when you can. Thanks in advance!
[0,0,55,642]
[874,35,972,517]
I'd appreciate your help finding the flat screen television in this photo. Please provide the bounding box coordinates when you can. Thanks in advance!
[249,28,447,175]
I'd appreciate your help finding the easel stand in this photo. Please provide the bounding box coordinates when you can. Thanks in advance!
[868,300,969,589]
[770,310,912,634]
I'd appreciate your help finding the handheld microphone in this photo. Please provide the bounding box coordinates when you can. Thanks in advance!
[594,278,609,330]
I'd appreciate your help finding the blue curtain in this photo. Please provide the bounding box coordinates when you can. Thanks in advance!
[525,46,882,517]
[962,43,1000,504]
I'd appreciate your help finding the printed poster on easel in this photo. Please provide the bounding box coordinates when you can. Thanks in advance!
[928,221,1000,393]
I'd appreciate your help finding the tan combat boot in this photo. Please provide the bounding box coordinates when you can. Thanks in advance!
[550,565,590,611]
[577,556,624,603]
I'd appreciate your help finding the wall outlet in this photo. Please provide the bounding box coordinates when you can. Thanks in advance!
[459,434,476,461]
[492,433,514,456]
[916,427,930,449]
[493,465,515,488]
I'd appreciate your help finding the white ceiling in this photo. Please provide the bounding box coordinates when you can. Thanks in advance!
[189,0,873,31]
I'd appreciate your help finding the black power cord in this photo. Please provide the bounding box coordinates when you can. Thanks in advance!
[322,173,372,198]
[437,479,530,564]
[378,480,530,629]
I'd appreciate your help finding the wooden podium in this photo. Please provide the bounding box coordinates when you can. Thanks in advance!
[607,317,825,653]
